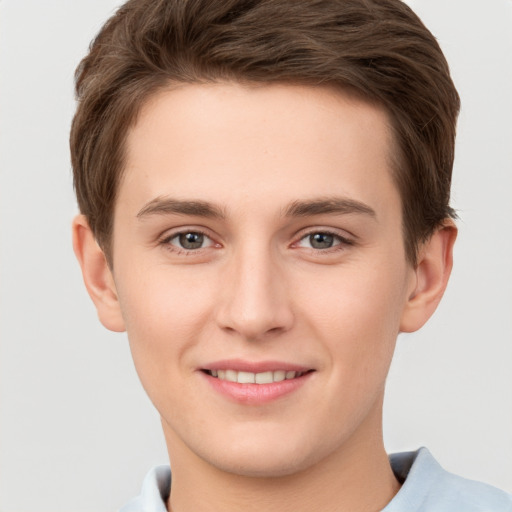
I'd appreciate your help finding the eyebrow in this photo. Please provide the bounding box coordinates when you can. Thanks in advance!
[137,197,226,220]
[283,197,377,219]
[136,196,376,221]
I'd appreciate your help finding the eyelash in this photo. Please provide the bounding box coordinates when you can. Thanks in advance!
[159,229,217,255]
[293,230,354,253]
[158,228,354,255]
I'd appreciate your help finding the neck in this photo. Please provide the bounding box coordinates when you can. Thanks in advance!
[163,402,400,512]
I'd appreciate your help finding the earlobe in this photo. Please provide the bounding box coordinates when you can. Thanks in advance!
[72,215,126,332]
[400,220,457,333]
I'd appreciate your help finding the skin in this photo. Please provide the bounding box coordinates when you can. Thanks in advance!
[73,83,456,512]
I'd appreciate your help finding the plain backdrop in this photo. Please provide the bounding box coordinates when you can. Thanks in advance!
[1,1,511,511]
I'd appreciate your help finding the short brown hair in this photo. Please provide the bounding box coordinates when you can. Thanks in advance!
[70,0,460,265]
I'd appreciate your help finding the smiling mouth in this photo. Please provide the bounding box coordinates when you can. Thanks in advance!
[203,369,312,384]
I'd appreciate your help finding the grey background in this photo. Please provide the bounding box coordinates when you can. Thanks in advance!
[1,1,511,511]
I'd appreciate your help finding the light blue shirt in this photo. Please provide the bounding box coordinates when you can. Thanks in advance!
[120,447,512,511]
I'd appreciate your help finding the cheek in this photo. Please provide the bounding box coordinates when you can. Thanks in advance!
[118,262,215,329]
[114,266,216,388]
[301,260,409,374]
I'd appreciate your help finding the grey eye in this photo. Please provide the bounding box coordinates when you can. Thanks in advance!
[165,230,216,252]
[178,232,205,249]
[309,233,335,249]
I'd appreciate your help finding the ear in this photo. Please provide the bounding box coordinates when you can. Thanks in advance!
[400,220,457,333]
[72,215,126,332]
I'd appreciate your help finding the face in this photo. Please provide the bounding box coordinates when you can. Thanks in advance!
[110,83,417,476]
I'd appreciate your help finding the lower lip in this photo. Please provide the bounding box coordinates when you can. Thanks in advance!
[201,371,312,404]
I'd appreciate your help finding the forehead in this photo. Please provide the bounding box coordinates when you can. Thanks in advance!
[119,82,400,220]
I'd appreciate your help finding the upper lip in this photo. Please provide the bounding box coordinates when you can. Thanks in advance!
[200,359,313,373]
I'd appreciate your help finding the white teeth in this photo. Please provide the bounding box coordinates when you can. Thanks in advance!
[273,370,286,382]
[255,371,273,384]
[210,369,306,383]
[225,369,237,382]
[237,371,255,384]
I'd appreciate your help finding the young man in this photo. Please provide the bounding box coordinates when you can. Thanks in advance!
[70,1,512,510]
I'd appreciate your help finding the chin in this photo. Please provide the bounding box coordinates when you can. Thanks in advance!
[209,452,314,478]
[194,432,331,479]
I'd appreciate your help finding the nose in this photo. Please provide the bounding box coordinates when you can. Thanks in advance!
[216,245,294,341]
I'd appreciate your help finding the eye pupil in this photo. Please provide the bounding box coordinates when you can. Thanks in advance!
[309,233,334,249]
[179,232,204,249]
